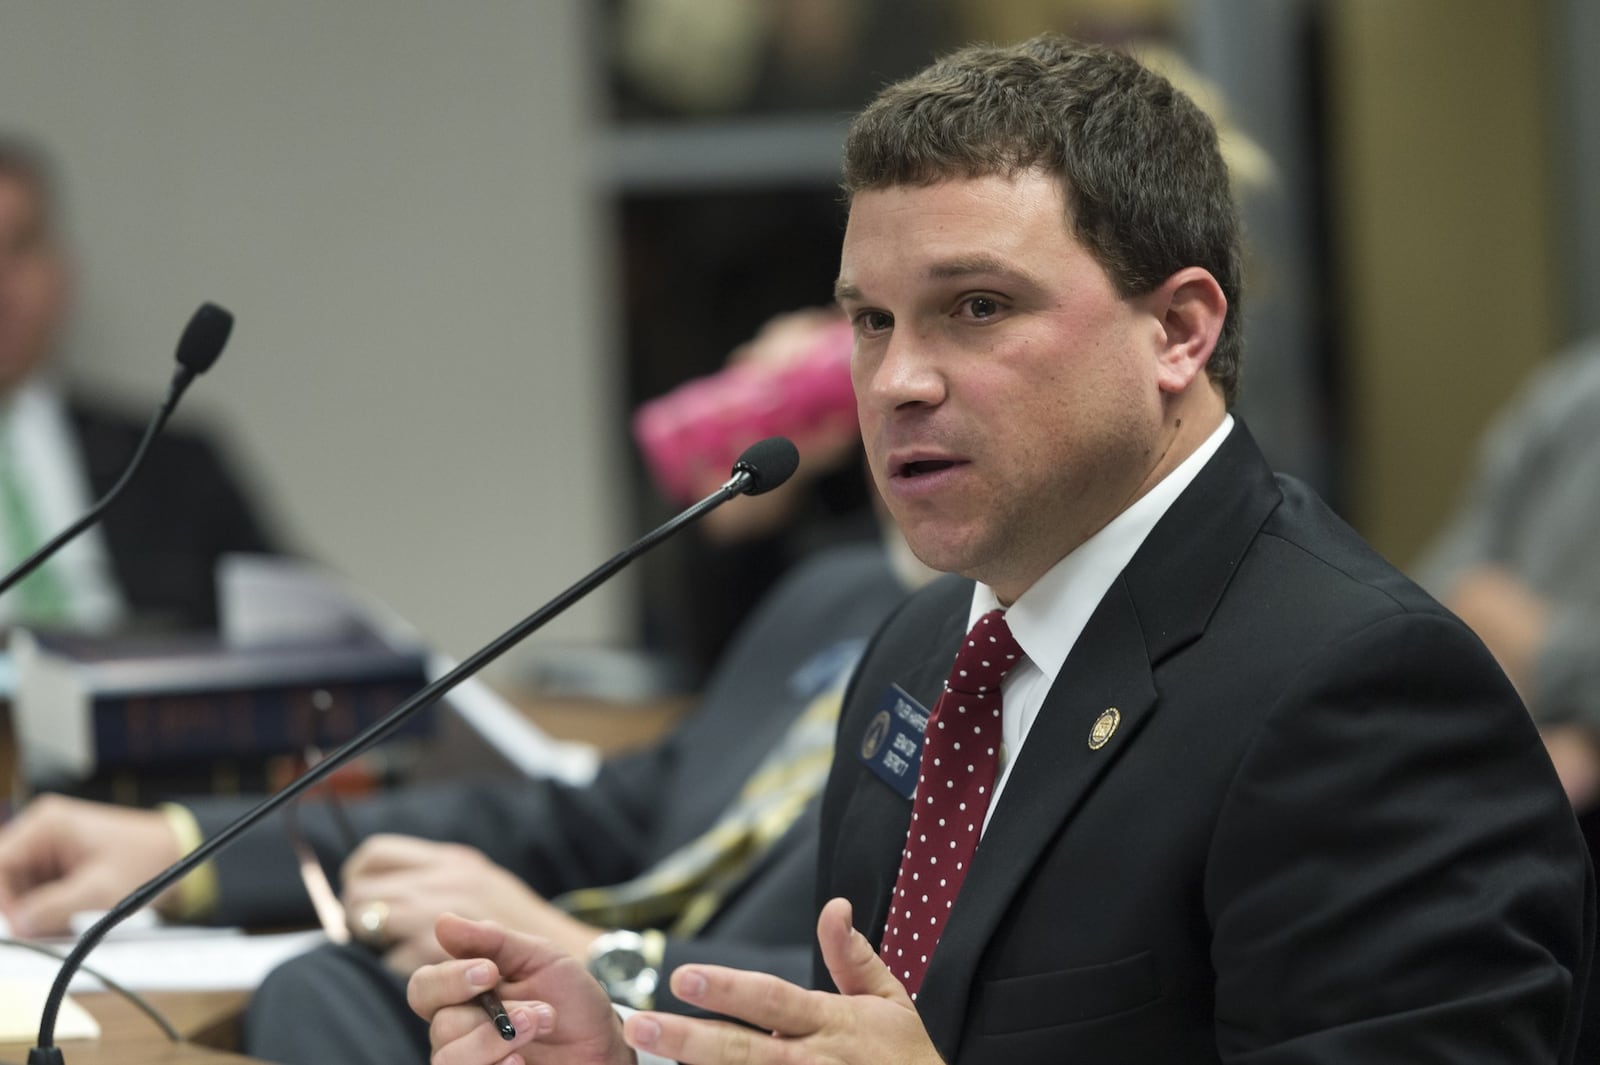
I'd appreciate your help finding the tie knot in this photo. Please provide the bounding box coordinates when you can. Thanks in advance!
[945,609,1024,695]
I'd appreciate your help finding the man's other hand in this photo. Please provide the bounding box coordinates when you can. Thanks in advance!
[0,794,184,936]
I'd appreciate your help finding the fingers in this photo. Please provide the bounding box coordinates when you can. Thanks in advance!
[407,952,555,1065]
[407,955,502,1019]
[625,1010,774,1065]
[341,833,452,880]
[818,897,911,1005]
[341,847,568,972]
[343,874,427,949]
[341,841,470,954]
[425,1004,544,1061]
[0,812,44,916]
[432,913,569,982]
[0,796,182,936]
[427,998,549,1046]
[427,1000,551,1065]
[0,800,116,936]
[662,963,821,1035]
[383,926,448,978]
[8,869,113,938]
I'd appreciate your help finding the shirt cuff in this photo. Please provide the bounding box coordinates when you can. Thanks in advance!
[156,803,219,921]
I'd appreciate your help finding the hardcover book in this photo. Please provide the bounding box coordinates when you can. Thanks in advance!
[8,629,432,780]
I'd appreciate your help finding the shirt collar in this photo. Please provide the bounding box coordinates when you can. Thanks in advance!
[971,414,1235,682]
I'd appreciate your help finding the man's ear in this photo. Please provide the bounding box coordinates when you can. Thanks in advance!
[1144,267,1226,395]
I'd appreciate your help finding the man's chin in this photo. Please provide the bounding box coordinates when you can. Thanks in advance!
[898,533,979,583]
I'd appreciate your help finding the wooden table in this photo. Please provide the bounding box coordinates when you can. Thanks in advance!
[0,990,261,1065]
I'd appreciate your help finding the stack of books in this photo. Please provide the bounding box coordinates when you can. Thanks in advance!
[8,629,433,804]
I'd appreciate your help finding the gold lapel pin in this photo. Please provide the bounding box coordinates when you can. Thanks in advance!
[1088,708,1121,750]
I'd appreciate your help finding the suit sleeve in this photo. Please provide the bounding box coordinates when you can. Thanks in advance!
[1205,610,1592,1063]
[91,415,285,629]
[187,741,672,928]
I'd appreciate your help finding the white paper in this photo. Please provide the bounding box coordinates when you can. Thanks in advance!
[0,978,101,1041]
[0,920,327,993]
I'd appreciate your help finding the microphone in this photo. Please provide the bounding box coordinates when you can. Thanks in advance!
[21,436,800,1063]
[173,302,234,379]
[730,435,800,496]
[0,302,235,601]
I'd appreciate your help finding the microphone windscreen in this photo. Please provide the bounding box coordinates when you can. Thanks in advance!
[732,436,800,496]
[175,303,235,375]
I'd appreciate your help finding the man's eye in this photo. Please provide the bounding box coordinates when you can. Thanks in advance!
[964,297,1001,319]
[857,311,892,332]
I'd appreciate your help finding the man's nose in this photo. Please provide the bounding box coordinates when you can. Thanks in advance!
[862,330,945,412]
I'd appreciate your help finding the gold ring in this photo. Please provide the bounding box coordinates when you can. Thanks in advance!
[354,900,390,948]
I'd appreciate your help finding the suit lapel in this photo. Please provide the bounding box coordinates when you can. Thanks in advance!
[914,423,1284,1056]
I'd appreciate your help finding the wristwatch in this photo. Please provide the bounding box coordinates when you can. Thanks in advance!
[587,929,665,1009]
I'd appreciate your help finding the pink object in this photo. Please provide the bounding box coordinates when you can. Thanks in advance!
[633,320,856,503]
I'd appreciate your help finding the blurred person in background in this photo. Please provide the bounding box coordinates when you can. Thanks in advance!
[0,136,280,635]
[1416,336,1600,813]
[1415,334,1600,1061]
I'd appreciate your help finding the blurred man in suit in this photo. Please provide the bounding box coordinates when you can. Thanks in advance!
[1416,336,1600,811]
[1415,335,1600,1061]
[0,135,278,634]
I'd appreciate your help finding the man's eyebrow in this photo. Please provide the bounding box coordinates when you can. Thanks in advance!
[928,255,1045,290]
[834,257,1045,305]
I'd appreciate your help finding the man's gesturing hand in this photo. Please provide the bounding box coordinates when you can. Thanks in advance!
[622,897,944,1065]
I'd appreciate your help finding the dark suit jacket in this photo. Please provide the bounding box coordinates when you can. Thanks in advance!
[191,543,909,1012]
[819,424,1593,1063]
[68,395,279,630]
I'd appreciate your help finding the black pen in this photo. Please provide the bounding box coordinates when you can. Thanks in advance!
[477,990,516,1041]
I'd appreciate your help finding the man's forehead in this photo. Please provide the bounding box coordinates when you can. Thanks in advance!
[835,179,1072,303]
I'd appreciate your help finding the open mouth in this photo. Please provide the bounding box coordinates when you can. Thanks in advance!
[898,459,959,478]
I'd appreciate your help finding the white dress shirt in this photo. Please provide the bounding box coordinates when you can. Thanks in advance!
[0,379,127,631]
[972,415,1235,834]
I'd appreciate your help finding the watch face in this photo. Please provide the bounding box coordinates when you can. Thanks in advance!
[594,947,647,985]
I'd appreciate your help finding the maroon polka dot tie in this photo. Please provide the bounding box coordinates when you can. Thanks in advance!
[879,608,1024,999]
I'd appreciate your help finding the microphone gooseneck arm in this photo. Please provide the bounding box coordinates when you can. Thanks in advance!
[0,303,234,601]
[27,436,798,1062]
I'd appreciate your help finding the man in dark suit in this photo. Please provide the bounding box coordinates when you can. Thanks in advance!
[0,135,277,634]
[64,398,278,629]
[407,35,1592,1065]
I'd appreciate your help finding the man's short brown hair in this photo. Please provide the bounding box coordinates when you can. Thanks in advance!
[843,35,1244,405]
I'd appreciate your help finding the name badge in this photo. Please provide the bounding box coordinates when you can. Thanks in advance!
[858,684,930,800]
